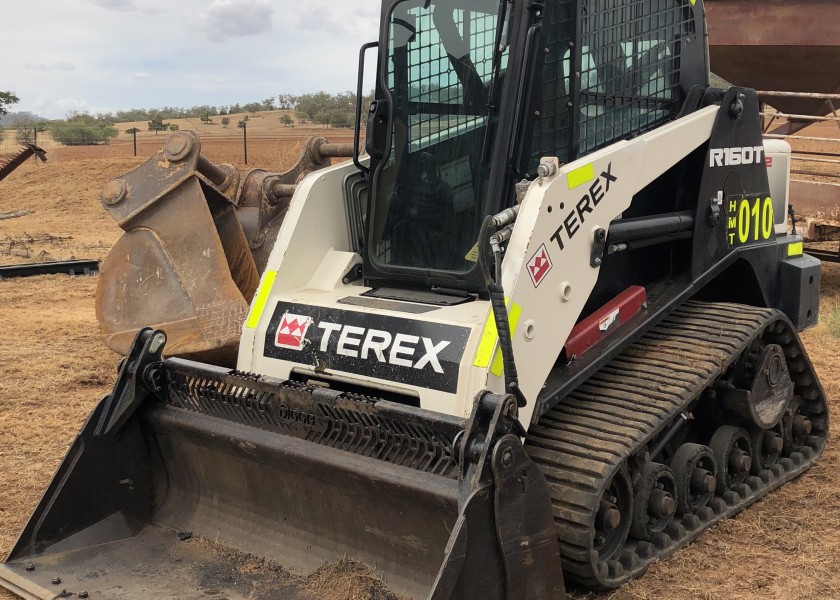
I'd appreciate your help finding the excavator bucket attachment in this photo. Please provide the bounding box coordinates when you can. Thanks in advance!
[95,132,355,366]
[0,330,566,600]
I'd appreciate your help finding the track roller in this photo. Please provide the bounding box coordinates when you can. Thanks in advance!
[709,425,752,491]
[670,443,716,515]
[630,463,677,540]
[594,469,633,562]
[749,425,784,474]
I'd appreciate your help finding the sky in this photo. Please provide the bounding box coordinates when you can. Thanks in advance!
[2,0,382,119]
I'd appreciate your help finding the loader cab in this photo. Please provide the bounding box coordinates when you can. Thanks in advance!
[361,0,707,293]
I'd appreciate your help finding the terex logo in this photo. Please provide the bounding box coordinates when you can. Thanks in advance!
[275,312,312,350]
[316,323,450,373]
[710,146,764,168]
[550,162,618,253]
[264,302,471,393]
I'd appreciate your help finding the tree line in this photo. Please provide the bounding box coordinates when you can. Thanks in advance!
[0,91,375,146]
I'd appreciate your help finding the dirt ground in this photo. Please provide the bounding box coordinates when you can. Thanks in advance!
[0,133,839,600]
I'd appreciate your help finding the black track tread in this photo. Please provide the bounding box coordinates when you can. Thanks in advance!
[524,300,829,589]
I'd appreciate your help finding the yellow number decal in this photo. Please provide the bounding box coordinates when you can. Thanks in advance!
[738,200,750,244]
[762,197,774,240]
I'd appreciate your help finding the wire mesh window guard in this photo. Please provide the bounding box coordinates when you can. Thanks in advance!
[577,0,693,155]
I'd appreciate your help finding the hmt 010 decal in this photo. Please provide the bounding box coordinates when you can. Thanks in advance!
[264,302,471,393]
[726,195,775,247]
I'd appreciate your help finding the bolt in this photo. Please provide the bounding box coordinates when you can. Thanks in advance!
[501,448,513,468]
[101,178,128,206]
[729,449,751,474]
[567,101,573,108]
[79,592,89,599]
[25,563,35,572]
[163,132,194,163]
[534,110,541,117]
[594,258,602,266]
[597,502,621,531]
[52,577,62,585]
[649,488,676,518]
[691,468,716,493]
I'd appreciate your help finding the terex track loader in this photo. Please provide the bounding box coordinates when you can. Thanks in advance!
[1,0,828,598]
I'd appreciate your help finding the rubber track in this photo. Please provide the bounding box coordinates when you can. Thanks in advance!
[524,300,829,588]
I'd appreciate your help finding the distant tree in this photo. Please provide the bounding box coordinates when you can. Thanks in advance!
[237,115,250,129]
[221,116,230,128]
[51,113,117,145]
[229,103,242,115]
[328,110,353,128]
[243,102,261,117]
[169,123,179,131]
[125,127,141,135]
[0,126,4,142]
[279,114,293,127]
[148,115,169,134]
[277,94,299,110]
[0,91,19,117]
[262,97,276,111]
[15,119,37,143]
[219,107,228,115]
[200,110,213,124]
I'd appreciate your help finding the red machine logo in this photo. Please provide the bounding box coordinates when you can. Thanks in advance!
[527,244,553,288]
[275,312,313,350]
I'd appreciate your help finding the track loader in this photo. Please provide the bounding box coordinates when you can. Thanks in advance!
[1,0,828,598]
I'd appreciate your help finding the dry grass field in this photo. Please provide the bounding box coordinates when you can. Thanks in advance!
[0,127,839,600]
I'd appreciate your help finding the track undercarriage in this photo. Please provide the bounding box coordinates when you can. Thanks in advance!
[525,300,828,588]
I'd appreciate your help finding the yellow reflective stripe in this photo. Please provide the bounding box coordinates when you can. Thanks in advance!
[689,0,696,5]
[490,302,522,377]
[567,163,595,190]
[474,311,501,368]
[473,301,522,370]
[787,241,804,257]
[244,270,277,329]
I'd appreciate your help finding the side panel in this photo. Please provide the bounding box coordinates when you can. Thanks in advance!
[238,160,360,370]
[491,106,719,426]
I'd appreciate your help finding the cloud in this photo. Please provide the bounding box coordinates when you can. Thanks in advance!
[32,96,90,119]
[201,0,274,39]
[25,62,76,72]
[132,72,150,80]
[90,0,137,11]
[297,3,380,38]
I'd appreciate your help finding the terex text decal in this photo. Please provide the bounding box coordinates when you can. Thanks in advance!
[264,302,471,393]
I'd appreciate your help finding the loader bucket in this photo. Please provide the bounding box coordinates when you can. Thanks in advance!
[0,330,565,600]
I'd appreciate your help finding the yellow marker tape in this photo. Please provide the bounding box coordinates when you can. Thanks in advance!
[788,241,804,257]
[491,302,522,377]
[472,301,523,373]
[245,270,277,329]
[567,163,595,190]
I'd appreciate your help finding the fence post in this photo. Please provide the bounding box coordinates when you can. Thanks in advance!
[132,129,137,157]
[243,122,248,165]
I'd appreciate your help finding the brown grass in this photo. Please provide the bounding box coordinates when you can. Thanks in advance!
[0,139,839,599]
